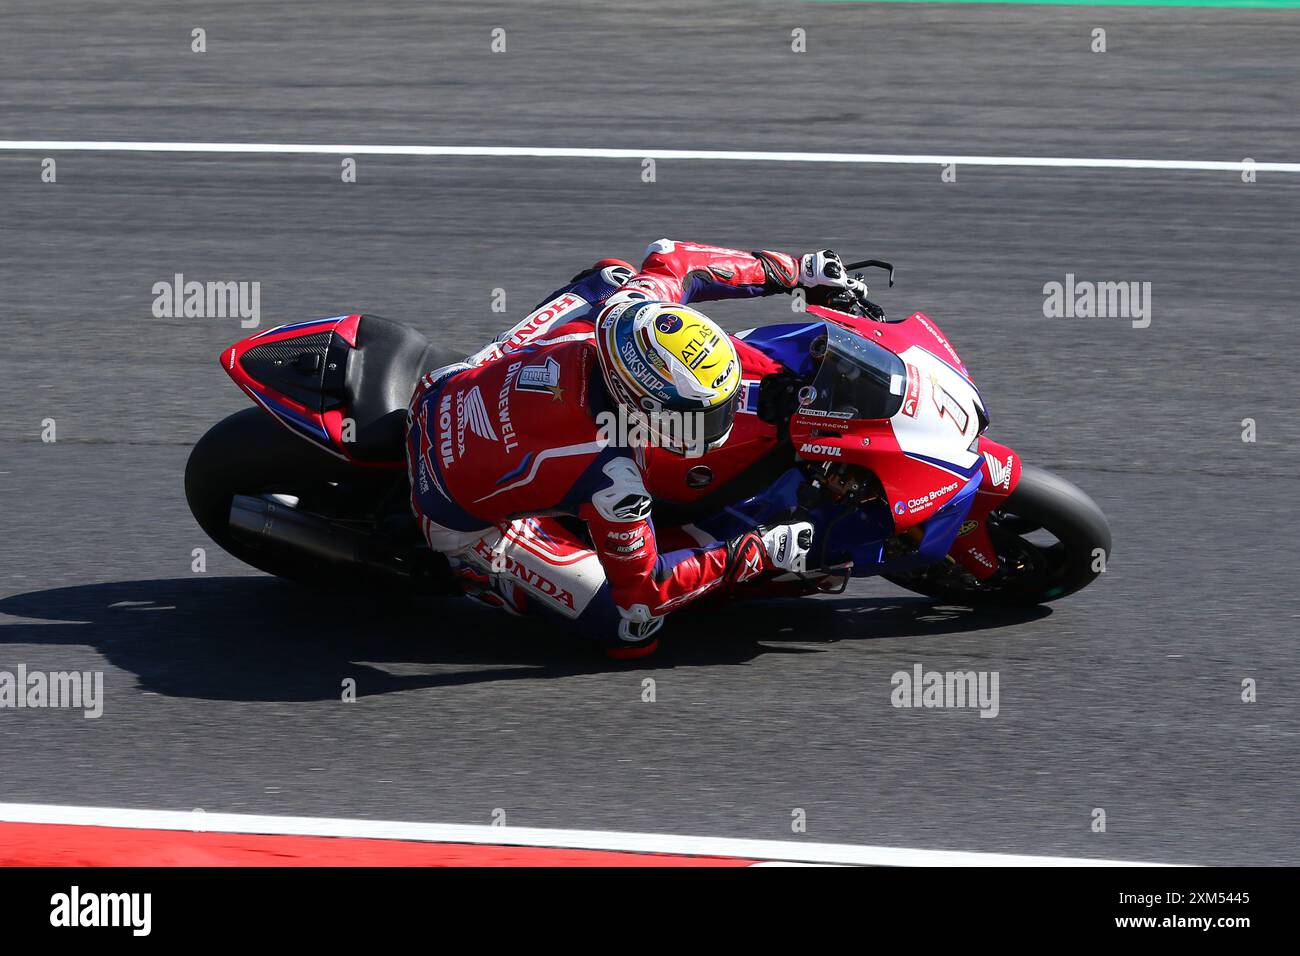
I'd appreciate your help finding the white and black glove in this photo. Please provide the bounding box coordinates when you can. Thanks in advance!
[799,250,869,304]
[759,521,815,574]
[724,521,816,583]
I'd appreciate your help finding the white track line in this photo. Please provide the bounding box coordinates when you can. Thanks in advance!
[0,803,1178,866]
[0,141,1296,173]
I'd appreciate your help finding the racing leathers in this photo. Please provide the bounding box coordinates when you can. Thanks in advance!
[405,239,834,645]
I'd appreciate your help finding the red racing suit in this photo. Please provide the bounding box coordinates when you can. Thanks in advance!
[405,240,804,638]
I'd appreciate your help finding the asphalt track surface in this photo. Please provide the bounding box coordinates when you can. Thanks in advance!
[2,1,1298,865]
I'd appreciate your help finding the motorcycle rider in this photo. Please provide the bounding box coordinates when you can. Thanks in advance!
[405,240,869,657]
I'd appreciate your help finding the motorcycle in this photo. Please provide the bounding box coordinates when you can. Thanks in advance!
[185,258,1112,633]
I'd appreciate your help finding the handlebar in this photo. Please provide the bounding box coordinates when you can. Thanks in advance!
[843,259,895,288]
[806,256,897,322]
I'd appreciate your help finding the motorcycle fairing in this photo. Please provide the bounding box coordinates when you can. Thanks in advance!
[739,307,1020,578]
[683,463,979,579]
[222,313,447,468]
[222,314,361,461]
[734,319,823,378]
[774,306,985,533]
[946,436,1023,580]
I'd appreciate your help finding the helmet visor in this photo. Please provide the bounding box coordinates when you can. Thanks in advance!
[645,388,739,457]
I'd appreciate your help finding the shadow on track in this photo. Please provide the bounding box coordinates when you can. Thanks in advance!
[0,577,1050,702]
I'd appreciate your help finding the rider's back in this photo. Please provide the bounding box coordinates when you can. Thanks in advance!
[416,339,609,525]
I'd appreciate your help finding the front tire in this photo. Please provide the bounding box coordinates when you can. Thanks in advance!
[884,464,1112,606]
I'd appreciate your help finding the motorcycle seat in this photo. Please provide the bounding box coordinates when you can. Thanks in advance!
[345,314,462,463]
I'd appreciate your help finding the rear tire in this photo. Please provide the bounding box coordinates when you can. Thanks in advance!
[883,464,1112,606]
[185,408,395,585]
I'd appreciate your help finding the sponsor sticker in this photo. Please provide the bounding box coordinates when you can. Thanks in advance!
[798,442,842,458]
[796,408,852,420]
[456,386,497,458]
[505,293,586,350]
[915,314,962,367]
[438,393,455,467]
[619,339,672,399]
[902,363,921,418]
[471,539,577,612]
[497,361,522,453]
[794,409,852,430]
[897,481,960,517]
[656,312,683,334]
[984,451,1014,489]
[710,358,736,390]
[515,355,563,402]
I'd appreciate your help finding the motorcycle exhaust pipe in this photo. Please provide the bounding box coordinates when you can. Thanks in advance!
[228,494,408,578]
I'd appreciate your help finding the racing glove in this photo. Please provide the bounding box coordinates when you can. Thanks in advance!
[760,522,815,573]
[799,249,869,303]
[725,521,816,583]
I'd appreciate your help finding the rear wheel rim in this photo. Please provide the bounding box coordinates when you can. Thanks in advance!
[982,507,1071,598]
[886,501,1092,604]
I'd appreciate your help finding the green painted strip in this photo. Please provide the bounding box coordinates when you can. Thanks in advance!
[812,0,1300,8]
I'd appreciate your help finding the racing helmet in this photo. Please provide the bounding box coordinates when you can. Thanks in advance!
[594,298,742,456]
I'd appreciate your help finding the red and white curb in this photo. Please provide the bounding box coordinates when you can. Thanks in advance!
[0,803,1177,867]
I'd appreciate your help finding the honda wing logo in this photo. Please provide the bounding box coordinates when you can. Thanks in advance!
[984,451,1014,490]
[463,387,497,440]
[456,386,497,457]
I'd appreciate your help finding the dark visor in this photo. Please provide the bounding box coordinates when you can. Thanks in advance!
[800,323,906,421]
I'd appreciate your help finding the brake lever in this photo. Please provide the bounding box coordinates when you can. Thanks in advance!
[823,287,885,322]
[858,297,886,321]
[843,259,895,287]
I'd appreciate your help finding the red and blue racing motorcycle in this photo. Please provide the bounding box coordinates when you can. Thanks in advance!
[186,258,1112,636]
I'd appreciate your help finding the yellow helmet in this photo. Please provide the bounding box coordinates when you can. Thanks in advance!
[595,298,741,455]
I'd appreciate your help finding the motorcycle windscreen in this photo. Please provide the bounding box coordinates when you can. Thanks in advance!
[798,323,907,421]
